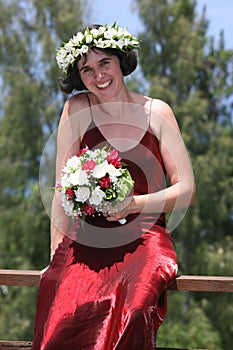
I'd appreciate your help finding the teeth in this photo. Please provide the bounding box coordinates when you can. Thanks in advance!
[97,80,111,88]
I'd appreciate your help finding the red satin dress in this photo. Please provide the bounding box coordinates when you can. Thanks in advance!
[32,116,178,349]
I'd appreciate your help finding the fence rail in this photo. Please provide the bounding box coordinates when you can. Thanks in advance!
[1,269,233,350]
[1,269,233,292]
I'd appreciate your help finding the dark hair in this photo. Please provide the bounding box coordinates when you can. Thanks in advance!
[59,25,138,94]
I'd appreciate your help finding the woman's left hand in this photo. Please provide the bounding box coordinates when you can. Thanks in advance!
[105,196,134,222]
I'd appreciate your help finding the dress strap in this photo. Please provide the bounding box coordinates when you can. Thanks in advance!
[148,97,154,127]
[148,97,153,127]
[86,93,94,120]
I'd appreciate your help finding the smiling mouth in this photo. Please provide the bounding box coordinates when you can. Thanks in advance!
[97,80,112,89]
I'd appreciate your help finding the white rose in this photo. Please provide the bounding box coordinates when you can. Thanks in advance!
[74,187,90,203]
[61,174,71,187]
[92,148,107,160]
[63,156,81,173]
[92,161,122,179]
[91,160,108,178]
[69,169,89,186]
[61,191,74,216]
[106,164,122,178]
[89,187,106,206]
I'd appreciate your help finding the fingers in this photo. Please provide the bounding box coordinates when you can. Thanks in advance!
[106,208,125,222]
[105,197,133,221]
[107,208,118,216]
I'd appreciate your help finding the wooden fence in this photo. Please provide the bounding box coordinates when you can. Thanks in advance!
[0,269,233,350]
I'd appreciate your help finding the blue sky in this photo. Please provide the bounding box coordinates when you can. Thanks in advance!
[89,0,232,48]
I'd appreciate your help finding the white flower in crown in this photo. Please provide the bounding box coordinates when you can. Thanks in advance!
[90,28,99,37]
[116,39,125,50]
[97,26,106,35]
[64,41,74,51]
[80,45,88,55]
[105,39,118,48]
[93,38,105,48]
[85,34,93,44]
[56,22,140,73]
[76,32,85,42]
[104,28,118,39]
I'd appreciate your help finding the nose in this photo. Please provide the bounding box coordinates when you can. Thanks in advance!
[94,68,103,80]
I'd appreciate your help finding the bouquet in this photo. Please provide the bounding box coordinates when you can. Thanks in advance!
[56,146,134,224]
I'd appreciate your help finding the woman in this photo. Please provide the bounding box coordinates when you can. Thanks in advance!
[32,23,195,349]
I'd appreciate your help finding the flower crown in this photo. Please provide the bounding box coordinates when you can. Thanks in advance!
[56,22,140,74]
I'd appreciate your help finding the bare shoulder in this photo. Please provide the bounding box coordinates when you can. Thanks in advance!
[64,92,90,115]
[150,98,180,133]
[151,98,177,122]
[59,93,91,132]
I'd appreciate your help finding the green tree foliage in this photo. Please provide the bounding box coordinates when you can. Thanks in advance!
[193,236,233,350]
[0,0,87,339]
[157,293,222,350]
[133,0,233,348]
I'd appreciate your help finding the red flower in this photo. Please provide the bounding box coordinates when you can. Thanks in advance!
[82,203,95,216]
[82,160,96,171]
[107,149,122,168]
[77,146,89,157]
[99,175,111,188]
[65,189,75,200]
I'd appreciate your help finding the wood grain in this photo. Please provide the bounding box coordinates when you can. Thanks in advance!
[1,269,233,292]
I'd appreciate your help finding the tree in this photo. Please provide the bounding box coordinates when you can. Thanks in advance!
[133,0,233,348]
[0,0,87,339]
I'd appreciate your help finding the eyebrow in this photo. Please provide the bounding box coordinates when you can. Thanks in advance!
[79,57,112,72]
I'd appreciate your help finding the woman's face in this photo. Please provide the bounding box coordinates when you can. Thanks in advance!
[77,49,125,102]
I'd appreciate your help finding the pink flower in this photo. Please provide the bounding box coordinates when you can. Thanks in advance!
[65,189,75,200]
[82,203,95,216]
[82,160,96,171]
[107,149,122,168]
[99,175,111,188]
[77,146,89,157]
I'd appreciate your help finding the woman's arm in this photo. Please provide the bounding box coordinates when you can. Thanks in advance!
[107,99,195,221]
[50,97,82,256]
[50,93,93,255]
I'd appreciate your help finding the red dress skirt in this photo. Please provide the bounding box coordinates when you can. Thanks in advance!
[32,121,178,349]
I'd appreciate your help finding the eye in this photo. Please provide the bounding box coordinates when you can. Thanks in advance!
[80,66,92,75]
[100,59,110,66]
[82,67,92,74]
